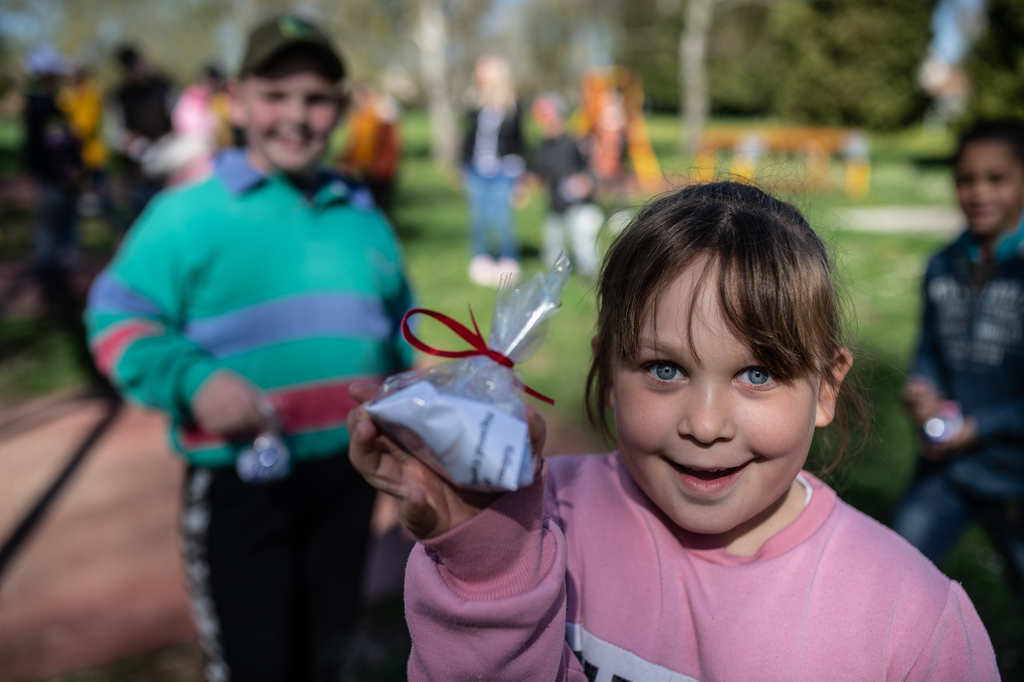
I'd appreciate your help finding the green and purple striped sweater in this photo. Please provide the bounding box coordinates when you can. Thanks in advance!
[85,150,414,467]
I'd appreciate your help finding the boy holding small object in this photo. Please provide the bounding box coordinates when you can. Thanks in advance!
[85,15,414,681]
[893,119,1024,615]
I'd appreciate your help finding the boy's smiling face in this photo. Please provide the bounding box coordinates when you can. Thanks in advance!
[231,50,342,178]
[955,140,1024,245]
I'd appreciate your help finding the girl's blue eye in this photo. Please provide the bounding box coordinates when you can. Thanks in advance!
[740,367,772,385]
[649,363,681,381]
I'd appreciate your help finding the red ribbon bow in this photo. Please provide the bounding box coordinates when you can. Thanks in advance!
[400,307,555,405]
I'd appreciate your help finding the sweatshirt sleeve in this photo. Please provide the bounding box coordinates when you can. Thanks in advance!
[84,200,220,420]
[903,581,999,681]
[404,467,588,681]
[972,397,1024,440]
[911,262,949,394]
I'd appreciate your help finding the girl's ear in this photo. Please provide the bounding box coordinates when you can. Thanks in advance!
[815,348,853,428]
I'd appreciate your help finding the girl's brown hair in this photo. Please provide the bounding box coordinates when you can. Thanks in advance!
[586,182,858,467]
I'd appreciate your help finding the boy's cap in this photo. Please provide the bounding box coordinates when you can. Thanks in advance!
[240,15,345,82]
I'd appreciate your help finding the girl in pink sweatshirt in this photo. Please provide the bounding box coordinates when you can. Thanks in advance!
[347,182,999,681]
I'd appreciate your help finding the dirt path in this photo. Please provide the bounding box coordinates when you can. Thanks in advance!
[837,205,962,237]
[0,390,603,681]
[0,403,194,682]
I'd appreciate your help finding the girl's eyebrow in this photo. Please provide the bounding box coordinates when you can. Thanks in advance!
[636,337,685,357]
[635,338,664,353]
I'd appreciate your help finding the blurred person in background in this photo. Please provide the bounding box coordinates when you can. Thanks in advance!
[462,55,525,287]
[892,119,1024,616]
[22,45,81,313]
[163,65,232,186]
[85,15,414,681]
[58,65,112,221]
[337,83,401,216]
[530,93,603,280]
[580,82,629,191]
[113,45,173,226]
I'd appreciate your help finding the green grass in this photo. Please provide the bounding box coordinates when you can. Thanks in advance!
[2,112,1021,678]
[0,317,93,400]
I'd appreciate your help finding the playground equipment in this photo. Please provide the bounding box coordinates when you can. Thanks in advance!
[693,126,871,199]
[573,67,871,199]
[577,67,663,191]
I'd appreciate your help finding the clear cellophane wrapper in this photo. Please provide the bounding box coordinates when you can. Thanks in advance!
[366,255,571,492]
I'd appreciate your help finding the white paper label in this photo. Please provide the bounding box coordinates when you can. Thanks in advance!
[366,381,531,490]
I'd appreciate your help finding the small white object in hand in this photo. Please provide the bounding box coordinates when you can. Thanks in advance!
[366,380,532,491]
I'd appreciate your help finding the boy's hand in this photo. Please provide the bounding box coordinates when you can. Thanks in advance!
[346,381,547,540]
[922,416,978,462]
[902,376,942,427]
[191,370,269,438]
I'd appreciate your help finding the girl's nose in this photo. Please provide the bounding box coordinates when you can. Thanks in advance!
[678,387,734,444]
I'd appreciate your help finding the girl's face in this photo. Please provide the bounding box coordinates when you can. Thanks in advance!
[609,266,844,555]
[955,140,1024,243]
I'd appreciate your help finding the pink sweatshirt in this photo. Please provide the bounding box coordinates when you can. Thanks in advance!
[406,453,998,681]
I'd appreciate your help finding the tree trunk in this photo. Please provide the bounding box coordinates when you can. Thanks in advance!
[417,0,458,169]
[679,0,715,156]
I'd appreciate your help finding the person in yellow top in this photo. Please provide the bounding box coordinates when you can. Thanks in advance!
[58,67,111,218]
[59,67,108,171]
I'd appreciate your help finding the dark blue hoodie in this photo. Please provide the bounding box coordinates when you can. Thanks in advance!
[913,228,1024,498]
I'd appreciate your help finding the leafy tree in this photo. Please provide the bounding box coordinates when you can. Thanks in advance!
[962,0,1024,123]
[771,0,934,130]
[615,0,680,112]
[705,4,778,117]
[615,0,780,116]
[615,0,781,153]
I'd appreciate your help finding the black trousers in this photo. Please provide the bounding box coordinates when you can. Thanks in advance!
[181,455,376,682]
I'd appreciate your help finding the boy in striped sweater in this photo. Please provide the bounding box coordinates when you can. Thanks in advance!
[85,16,414,682]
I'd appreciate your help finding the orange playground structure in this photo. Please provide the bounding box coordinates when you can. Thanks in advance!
[576,67,663,191]
[573,67,871,199]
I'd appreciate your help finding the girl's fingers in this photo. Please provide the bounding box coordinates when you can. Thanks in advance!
[402,486,440,539]
[351,412,378,443]
[348,407,385,476]
[347,408,376,448]
[525,404,547,456]
[348,407,428,513]
[364,472,408,499]
[348,380,379,404]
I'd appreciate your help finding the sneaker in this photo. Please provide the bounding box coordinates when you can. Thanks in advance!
[469,255,497,287]
[494,257,521,287]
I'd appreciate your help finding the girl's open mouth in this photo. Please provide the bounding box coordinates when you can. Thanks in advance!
[677,464,741,480]
[663,456,753,493]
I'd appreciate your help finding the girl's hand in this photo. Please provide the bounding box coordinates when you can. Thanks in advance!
[346,381,547,539]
